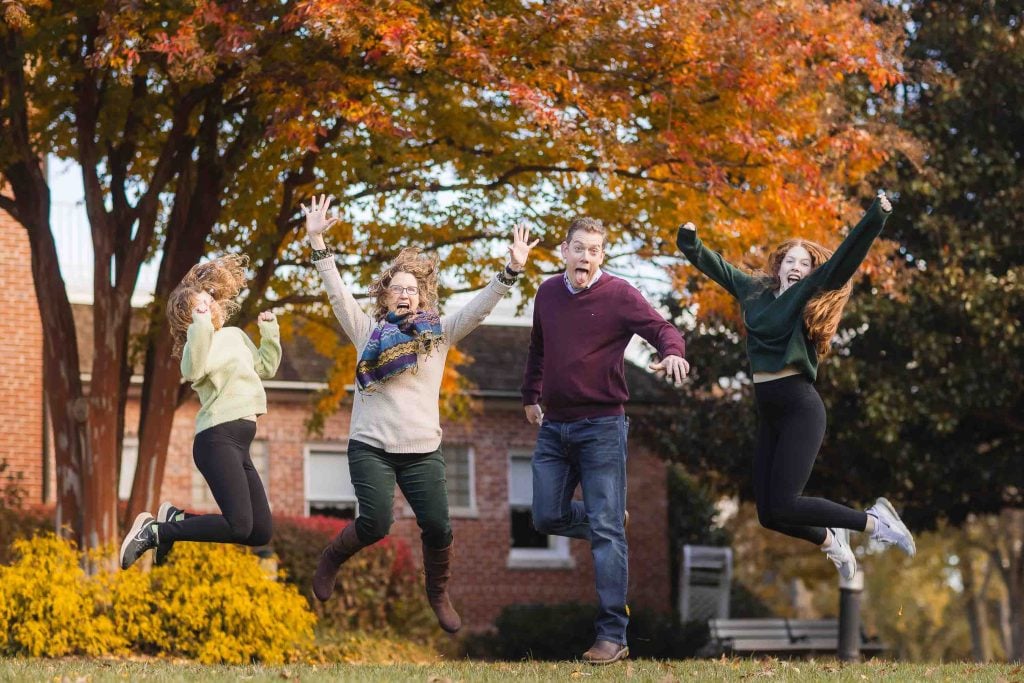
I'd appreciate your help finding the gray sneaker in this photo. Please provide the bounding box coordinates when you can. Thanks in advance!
[154,502,184,566]
[822,527,857,581]
[866,497,916,557]
[120,512,157,570]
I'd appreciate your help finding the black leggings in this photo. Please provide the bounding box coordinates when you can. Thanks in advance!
[753,375,867,545]
[159,419,272,546]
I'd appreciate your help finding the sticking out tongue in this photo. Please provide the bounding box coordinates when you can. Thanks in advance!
[573,268,590,287]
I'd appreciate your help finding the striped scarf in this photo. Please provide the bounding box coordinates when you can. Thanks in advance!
[356,310,445,391]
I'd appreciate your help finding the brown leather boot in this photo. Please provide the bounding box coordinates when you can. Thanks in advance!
[312,523,365,602]
[422,542,462,633]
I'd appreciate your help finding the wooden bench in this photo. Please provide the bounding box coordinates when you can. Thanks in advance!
[705,618,886,658]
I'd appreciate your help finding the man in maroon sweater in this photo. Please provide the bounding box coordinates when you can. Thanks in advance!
[521,217,688,664]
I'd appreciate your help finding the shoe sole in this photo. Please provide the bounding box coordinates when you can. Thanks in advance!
[584,646,630,665]
[120,512,154,570]
[875,497,917,557]
[157,502,175,524]
[155,503,178,567]
[833,528,858,581]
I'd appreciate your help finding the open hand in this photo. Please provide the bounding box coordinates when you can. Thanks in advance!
[301,194,339,237]
[508,222,540,273]
[648,354,690,387]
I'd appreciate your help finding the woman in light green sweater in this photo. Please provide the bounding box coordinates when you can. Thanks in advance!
[119,255,282,570]
[303,194,537,633]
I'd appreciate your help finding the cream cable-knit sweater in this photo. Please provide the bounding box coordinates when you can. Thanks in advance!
[314,256,512,453]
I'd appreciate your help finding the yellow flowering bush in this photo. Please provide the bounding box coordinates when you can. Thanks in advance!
[0,535,126,657]
[140,543,316,664]
[0,534,316,663]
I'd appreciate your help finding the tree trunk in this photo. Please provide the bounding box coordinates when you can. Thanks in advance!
[962,551,993,662]
[126,141,228,520]
[994,508,1024,662]
[17,175,87,543]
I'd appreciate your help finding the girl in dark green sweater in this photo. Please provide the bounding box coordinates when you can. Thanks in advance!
[676,191,915,580]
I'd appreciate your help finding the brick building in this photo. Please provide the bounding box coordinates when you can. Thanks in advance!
[1,207,674,631]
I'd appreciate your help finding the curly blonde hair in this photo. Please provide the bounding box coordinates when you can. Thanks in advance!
[167,254,249,359]
[761,239,852,357]
[367,247,440,320]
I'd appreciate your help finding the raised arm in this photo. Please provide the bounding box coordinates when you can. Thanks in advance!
[180,311,214,382]
[244,311,283,379]
[442,222,538,344]
[808,191,893,291]
[675,222,757,299]
[303,194,374,348]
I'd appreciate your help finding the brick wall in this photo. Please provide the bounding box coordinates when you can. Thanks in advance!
[139,393,670,632]
[0,208,45,503]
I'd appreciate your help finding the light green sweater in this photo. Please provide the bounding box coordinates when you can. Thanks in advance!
[180,312,283,434]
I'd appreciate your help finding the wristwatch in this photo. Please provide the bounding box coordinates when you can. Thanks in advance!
[496,264,521,286]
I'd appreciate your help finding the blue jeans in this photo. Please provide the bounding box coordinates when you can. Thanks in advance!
[530,414,629,645]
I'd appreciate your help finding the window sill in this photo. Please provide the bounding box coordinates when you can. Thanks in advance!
[507,554,576,570]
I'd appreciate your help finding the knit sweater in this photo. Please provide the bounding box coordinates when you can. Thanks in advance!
[181,312,282,434]
[676,198,891,382]
[314,256,513,453]
[521,272,686,421]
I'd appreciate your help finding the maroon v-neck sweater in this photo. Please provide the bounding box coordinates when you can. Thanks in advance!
[521,273,686,421]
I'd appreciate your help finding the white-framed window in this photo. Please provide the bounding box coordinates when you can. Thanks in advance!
[304,443,357,519]
[191,439,270,508]
[507,449,572,569]
[444,444,477,517]
[119,437,139,501]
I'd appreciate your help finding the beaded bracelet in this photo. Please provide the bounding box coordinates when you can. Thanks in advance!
[311,248,334,262]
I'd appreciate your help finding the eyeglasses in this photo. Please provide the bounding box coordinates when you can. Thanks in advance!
[387,285,419,296]
[571,244,603,258]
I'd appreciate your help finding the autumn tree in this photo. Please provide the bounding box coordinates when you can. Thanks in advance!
[0,0,902,552]
[635,0,1024,661]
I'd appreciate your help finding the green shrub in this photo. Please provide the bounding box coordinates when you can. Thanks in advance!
[0,460,53,565]
[462,602,709,660]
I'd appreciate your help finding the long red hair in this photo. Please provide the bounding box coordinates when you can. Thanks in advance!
[761,239,852,356]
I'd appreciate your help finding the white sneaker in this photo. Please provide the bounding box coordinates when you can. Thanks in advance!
[866,497,916,557]
[822,527,857,580]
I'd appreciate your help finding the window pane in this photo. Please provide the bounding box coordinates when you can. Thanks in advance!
[510,507,549,549]
[250,440,270,496]
[508,455,533,505]
[444,445,471,509]
[119,439,139,501]
[307,449,355,502]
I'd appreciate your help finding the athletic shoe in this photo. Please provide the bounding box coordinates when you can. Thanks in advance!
[822,527,857,581]
[120,512,157,570]
[154,502,183,566]
[866,497,917,557]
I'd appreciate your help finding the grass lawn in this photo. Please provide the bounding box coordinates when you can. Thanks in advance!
[0,657,1021,682]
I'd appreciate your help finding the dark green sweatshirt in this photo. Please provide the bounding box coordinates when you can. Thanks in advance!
[676,199,890,382]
